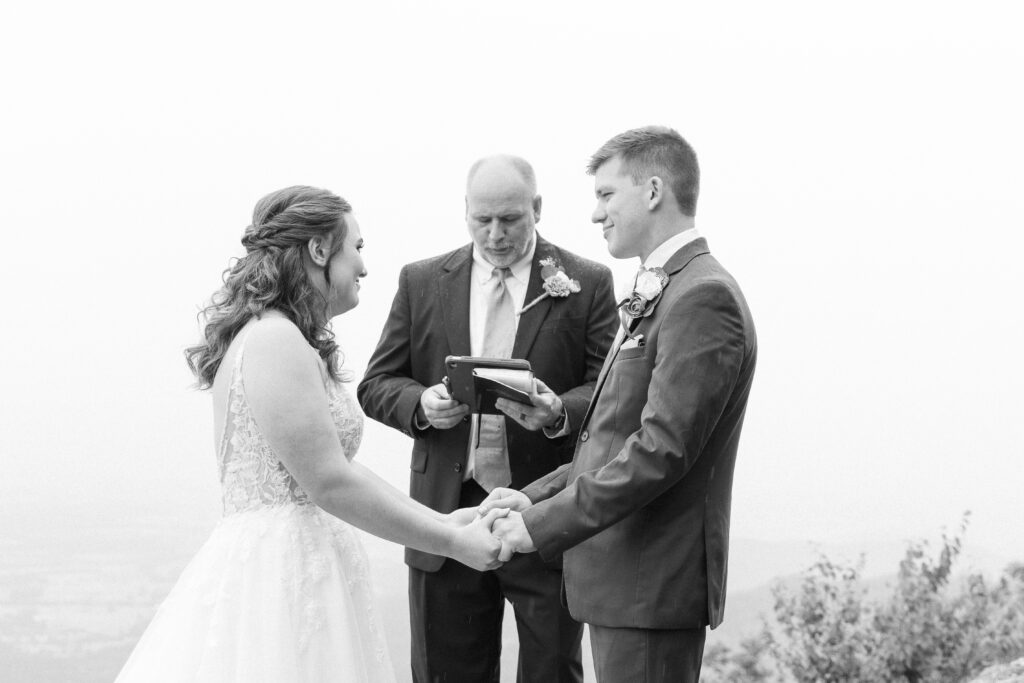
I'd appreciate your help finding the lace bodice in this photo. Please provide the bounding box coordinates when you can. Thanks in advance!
[217,333,363,515]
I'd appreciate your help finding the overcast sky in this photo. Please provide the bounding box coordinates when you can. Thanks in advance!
[2,1,1022,562]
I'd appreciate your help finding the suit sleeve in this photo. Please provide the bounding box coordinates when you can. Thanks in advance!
[356,266,428,438]
[521,462,571,503]
[523,280,749,560]
[557,265,618,434]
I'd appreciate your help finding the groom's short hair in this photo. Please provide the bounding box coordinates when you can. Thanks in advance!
[587,126,700,217]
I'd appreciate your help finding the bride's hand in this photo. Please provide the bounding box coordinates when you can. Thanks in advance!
[450,507,509,571]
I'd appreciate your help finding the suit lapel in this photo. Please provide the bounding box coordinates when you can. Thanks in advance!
[578,238,712,431]
[438,245,473,357]
[512,235,556,359]
[662,237,709,278]
[583,327,625,419]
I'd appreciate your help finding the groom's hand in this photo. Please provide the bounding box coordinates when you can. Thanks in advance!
[444,506,481,528]
[496,378,564,432]
[418,383,470,429]
[478,487,532,514]
[492,512,536,562]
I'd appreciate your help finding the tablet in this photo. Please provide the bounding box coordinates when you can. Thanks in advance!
[444,355,534,415]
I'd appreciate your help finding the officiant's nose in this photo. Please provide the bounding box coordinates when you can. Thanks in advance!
[486,222,508,243]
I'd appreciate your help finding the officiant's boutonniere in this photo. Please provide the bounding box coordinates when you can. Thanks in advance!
[517,257,581,315]
[620,267,670,321]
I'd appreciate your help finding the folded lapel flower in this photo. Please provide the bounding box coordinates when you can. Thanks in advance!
[517,256,582,315]
[620,266,669,321]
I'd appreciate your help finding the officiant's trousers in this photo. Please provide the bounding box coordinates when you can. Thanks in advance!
[408,479,584,683]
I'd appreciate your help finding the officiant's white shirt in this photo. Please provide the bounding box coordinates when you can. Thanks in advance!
[469,236,535,353]
[462,237,536,481]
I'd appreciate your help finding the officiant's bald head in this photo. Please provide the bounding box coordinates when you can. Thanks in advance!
[466,154,537,196]
[465,155,542,268]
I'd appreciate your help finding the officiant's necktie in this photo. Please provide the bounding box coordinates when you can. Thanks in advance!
[472,267,514,491]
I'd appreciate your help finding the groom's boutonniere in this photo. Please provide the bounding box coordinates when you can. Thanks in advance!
[517,257,581,315]
[620,266,670,321]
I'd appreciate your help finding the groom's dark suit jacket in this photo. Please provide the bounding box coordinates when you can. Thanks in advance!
[358,234,618,572]
[522,238,757,630]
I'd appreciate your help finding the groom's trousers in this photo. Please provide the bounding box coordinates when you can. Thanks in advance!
[589,624,706,683]
[408,479,584,683]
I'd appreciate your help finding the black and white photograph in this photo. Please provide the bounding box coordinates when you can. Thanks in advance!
[2,1,1022,681]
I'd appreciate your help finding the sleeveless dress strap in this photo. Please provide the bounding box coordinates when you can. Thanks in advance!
[215,330,252,463]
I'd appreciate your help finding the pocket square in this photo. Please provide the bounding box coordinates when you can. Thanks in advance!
[620,334,644,351]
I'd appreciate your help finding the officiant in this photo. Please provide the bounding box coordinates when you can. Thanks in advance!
[358,154,618,683]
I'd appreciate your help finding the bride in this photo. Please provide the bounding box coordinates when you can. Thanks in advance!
[115,186,507,682]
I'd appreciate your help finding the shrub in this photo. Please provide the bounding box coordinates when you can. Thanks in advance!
[705,514,1024,682]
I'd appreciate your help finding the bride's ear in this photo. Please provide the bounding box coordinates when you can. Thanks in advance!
[306,236,330,267]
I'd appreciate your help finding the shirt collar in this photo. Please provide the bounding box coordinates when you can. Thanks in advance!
[472,235,537,284]
[642,227,702,269]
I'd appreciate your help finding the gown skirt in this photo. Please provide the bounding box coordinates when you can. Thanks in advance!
[115,503,396,683]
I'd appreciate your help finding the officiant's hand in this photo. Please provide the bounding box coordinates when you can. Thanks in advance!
[492,511,536,562]
[477,487,532,514]
[451,507,509,571]
[419,383,470,429]
[495,378,563,432]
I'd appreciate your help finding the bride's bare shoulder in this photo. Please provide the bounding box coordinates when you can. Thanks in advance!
[243,315,320,380]
[247,314,302,337]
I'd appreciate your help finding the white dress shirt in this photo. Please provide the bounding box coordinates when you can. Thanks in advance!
[464,238,536,481]
[469,237,536,354]
[642,227,702,270]
[614,227,703,346]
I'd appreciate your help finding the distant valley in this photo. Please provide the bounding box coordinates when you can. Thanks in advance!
[1,507,1014,682]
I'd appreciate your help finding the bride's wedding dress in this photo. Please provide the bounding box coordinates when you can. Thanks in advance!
[116,334,395,682]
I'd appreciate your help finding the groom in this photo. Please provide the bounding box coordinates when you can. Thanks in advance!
[482,126,758,682]
[358,155,618,682]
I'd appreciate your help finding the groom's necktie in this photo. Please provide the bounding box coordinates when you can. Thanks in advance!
[472,267,514,492]
[617,266,645,335]
[618,307,637,336]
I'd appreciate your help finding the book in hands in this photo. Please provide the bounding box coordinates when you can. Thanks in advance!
[444,356,534,415]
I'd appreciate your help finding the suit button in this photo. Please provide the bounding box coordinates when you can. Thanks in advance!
[454,463,463,473]
[580,430,589,442]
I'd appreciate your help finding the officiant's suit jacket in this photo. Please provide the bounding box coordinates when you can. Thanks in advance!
[521,238,757,630]
[358,234,618,572]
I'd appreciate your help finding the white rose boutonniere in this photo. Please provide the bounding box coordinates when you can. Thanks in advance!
[620,266,669,320]
[517,257,582,315]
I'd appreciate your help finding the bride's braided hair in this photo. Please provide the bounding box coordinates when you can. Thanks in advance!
[186,185,352,389]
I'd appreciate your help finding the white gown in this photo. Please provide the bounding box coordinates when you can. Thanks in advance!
[116,335,396,682]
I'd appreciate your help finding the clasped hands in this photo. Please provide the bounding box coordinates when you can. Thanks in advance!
[446,487,536,570]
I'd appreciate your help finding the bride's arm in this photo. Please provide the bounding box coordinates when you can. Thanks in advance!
[348,461,455,523]
[243,319,502,569]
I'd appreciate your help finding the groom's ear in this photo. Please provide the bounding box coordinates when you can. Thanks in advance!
[532,195,542,223]
[647,176,665,211]
[306,236,330,267]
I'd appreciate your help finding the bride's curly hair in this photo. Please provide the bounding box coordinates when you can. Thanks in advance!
[185,185,352,389]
